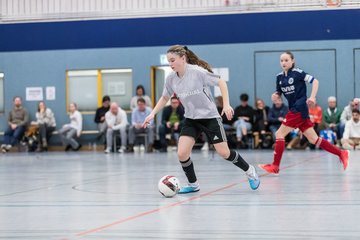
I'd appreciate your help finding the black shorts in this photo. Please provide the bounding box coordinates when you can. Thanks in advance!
[180,118,227,144]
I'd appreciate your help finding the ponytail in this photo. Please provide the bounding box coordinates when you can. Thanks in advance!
[167,45,213,73]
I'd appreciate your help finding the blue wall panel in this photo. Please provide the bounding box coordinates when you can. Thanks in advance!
[355,49,360,98]
[1,9,360,52]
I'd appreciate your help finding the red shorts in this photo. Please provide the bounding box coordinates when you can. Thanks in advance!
[282,111,314,132]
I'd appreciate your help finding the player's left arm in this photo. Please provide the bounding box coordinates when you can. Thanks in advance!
[218,79,234,121]
[307,78,319,105]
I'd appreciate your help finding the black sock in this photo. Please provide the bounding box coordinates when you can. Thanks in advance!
[180,158,197,183]
[226,150,250,172]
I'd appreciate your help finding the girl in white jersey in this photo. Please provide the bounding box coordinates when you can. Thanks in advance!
[143,45,260,193]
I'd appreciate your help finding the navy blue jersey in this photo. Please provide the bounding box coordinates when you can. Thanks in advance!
[276,68,314,119]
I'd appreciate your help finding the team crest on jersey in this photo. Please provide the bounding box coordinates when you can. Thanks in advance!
[288,78,294,84]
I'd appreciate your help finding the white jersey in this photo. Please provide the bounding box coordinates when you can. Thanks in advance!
[162,64,221,119]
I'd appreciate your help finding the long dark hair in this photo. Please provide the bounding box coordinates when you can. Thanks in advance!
[37,101,46,112]
[136,85,145,96]
[167,45,213,73]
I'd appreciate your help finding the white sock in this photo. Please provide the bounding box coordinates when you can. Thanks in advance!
[246,165,256,179]
[189,181,199,187]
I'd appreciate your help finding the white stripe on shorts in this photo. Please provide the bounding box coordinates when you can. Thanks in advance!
[216,118,227,142]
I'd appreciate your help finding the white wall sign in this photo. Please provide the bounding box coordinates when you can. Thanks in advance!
[108,81,126,96]
[213,68,229,97]
[46,86,56,100]
[26,87,43,101]
[160,54,168,65]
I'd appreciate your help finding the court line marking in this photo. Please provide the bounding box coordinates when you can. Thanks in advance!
[62,153,329,239]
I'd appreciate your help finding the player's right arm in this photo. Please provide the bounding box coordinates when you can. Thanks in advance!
[142,96,170,128]
[272,77,282,103]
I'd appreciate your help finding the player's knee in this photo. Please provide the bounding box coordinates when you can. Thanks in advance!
[218,147,230,159]
[308,136,318,145]
[177,149,190,161]
[275,130,284,139]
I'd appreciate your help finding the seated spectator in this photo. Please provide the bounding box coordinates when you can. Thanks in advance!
[308,103,323,149]
[268,97,288,141]
[94,95,111,143]
[322,96,342,143]
[128,98,154,152]
[309,102,323,133]
[340,98,360,138]
[104,102,128,154]
[286,129,308,150]
[30,101,56,152]
[159,96,185,152]
[58,103,82,151]
[1,96,29,153]
[253,98,270,148]
[130,85,152,110]
[233,93,254,148]
[215,96,235,148]
[341,109,360,150]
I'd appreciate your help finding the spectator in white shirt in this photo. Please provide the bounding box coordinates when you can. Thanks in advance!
[104,102,128,153]
[339,98,360,138]
[58,103,82,151]
[341,108,360,150]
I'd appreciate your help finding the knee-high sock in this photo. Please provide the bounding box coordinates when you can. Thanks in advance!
[273,138,285,166]
[225,150,250,172]
[316,137,341,156]
[180,158,197,183]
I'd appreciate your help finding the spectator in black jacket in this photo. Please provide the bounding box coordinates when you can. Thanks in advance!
[94,96,110,143]
[233,93,254,148]
[253,98,270,148]
[159,96,185,152]
[268,97,288,141]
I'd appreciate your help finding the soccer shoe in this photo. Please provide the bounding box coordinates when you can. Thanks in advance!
[118,146,126,153]
[178,183,200,194]
[339,150,349,170]
[258,164,280,175]
[201,142,209,151]
[246,165,260,190]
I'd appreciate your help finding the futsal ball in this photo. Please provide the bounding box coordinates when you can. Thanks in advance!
[158,175,180,198]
